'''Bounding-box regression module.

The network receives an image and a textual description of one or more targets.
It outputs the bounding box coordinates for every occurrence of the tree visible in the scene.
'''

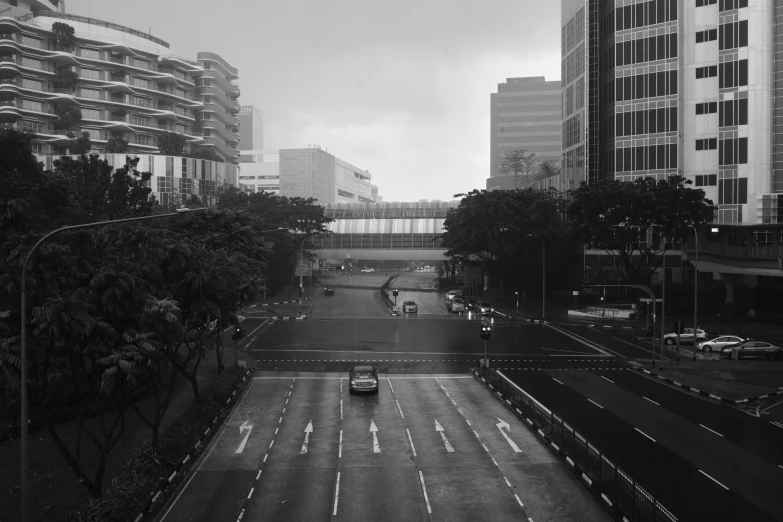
[499,149,539,188]
[157,131,187,156]
[55,103,82,132]
[69,131,92,155]
[567,175,715,286]
[53,68,79,91]
[51,22,76,49]
[190,145,222,162]
[105,137,128,153]
[537,159,561,181]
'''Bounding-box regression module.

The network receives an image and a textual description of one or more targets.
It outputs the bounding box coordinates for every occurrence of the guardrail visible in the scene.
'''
[476,365,677,522]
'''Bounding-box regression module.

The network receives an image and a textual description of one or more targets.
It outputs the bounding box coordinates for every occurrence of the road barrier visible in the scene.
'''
[474,366,677,522]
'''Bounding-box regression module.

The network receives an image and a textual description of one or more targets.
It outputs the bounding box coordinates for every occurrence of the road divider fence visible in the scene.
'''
[474,365,677,522]
[378,275,399,314]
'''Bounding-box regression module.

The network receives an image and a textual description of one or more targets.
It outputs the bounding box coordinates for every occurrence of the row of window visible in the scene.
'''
[693,59,748,87]
[615,70,678,102]
[719,21,748,51]
[695,102,717,114]
[719,177,748,204]
[614,107,678,137]
[719,137,748,165]
[719,98,749,127]
[719,0,748,10]
[613,33,677,67]
[695,65,717,79]
[695,138,717,150]
[695,29,717,43]
[694,174,717,186]
[614,144,678,173]
[615,0,678,32]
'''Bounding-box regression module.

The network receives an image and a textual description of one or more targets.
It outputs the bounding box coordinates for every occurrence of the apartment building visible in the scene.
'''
[0,2,240,163]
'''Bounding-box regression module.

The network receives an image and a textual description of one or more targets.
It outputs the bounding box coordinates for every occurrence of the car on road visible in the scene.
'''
[324,286,335,296]
[348,365,379,393]
[720,340,783,361]
[697,335,745,352]
[466,299,478,310]
[447,298,466,313]
[360,267,375,273]
[476,302,494,315]
[403,300,418,313]
[663,328,709,345]
[446,289,464,301]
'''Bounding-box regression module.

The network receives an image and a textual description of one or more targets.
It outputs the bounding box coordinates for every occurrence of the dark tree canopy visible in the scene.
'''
[157,132,187,156]
[105,137,128,153]
[567,175,715,285]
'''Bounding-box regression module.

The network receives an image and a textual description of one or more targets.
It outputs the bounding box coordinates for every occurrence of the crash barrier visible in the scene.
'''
[378,274,399,311]
[475,366,677,522]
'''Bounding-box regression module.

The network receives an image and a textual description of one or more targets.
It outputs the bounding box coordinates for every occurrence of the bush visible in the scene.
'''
[75,367,250,521]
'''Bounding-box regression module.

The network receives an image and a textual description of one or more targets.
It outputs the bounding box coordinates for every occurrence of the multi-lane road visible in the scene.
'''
[160,274,783,521]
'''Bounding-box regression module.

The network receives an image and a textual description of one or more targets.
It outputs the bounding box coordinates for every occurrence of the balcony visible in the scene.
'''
[108,114,127,122]
[0,78,16,85]
[48,45,73,53]
[110,55,125,65]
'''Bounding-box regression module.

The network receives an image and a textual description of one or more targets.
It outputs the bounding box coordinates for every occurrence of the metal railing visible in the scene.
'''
[26,11,170,48]
[476,366,677,522]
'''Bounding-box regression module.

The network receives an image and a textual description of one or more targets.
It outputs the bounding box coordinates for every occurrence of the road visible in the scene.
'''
[161,285,783,522]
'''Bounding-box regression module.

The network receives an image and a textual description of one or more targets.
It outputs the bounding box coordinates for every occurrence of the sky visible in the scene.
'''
[66,0,561,202]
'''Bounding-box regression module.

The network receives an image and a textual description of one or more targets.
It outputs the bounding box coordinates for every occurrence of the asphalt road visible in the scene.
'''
[159,374,610,522]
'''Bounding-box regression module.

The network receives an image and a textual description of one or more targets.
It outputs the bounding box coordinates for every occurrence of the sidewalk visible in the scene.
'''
[0,325,257,520]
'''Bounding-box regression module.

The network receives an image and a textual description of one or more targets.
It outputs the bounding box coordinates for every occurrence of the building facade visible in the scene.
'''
[487,76,562,191]
[238,149,280,194]
[238,104,262,163]
[553,0,783,300]
[0,2,240,163]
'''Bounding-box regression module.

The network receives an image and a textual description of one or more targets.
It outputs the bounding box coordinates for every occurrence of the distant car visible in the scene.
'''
[447,298,466,313]
[403,300,418,313]
[361,268,375,273]
[697,335,745,352]
[446,289,464,301]
[324,286,335,296]
[663,328,709,345]
[424,265,430,269]
[466,299,478,310]
[348,365,379,393]
[720,340,783,361]
[476,302,494,315]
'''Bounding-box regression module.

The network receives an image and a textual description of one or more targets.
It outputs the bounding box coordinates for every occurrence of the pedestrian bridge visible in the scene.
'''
[313,201,458,262]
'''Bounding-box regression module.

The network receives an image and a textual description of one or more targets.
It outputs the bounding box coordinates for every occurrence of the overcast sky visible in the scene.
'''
[67,0,561,202]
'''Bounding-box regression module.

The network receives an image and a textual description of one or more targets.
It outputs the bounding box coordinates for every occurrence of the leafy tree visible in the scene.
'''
[190,145,222,162]
[157,131,187,156]
[51,22,76,49]
[499,149,538,188]
[567,175,715,286]
[105,137,128,153]
[537,159,561,180]
[55,103,82,132]
[53,68,79,91]
[69,131,92,155]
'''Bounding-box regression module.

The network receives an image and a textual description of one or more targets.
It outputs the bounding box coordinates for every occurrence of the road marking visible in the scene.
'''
[600,376,614,384]
[435,419,455,452]
[235,420,253,454]
[407,428,417,456]
[514,494,525,508]
[613,336,656,356]
[699,469,729,490]
[338,430,343,458]
[332,472,341,515]
[588,399,604,409]
[643,396,660,406]
[370,419,381,453]
[247,487,254,499]
[634,427,656,443]
[268,440,274,449]
[256,470,261,480]
[504,476,512,488]
[552,377,564,385]
[300,420,314,454]
[771,421,783,430]
[395,399,405,419]
[419,471,432,514]
[544,323,615,356]
[387,377,395,393]
[700,424,724,437]
[761,399,783,413]
[496,418,522,453]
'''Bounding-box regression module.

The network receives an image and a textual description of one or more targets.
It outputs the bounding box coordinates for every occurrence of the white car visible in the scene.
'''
[447,298,466,313]
[446,289,464,301]
[697,335,745,353]
[402,300,418,313]
[663,328,709,345]
[360,268,375,273]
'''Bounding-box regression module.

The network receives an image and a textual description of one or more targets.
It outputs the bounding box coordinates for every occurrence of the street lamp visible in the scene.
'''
[19,208,205,522]
[527,234,545,320]
[688,225,699,362]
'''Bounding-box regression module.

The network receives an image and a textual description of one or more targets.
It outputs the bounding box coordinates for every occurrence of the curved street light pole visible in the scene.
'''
[527,234,545,320]
[19,208,204,522]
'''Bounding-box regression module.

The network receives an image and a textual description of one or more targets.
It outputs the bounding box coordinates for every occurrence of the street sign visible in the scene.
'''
[572,291,579,296]
[294,269,311,276]
[639,298,663,303]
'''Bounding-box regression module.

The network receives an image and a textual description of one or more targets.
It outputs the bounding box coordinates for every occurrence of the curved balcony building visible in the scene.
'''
[0,3,240,164]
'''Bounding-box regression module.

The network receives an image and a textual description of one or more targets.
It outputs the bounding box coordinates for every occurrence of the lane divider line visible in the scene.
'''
[407,428,417,457]
[634,427,656,443]
[643,396,660,406]
[418,471,432,514]
[700,424,724,438]
[395,399,405,419]
[699,469,729,490]
[332,472,341,515]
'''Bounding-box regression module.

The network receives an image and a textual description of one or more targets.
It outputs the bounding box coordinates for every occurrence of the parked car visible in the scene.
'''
[466,299,478,310]
[360,267,375,273]
[476,302,494,315]
[697,335,745,352]
[663,328,709,345]
[447,298,466,313]
[446,289,464,301]
[324,286,335,296]
[348,365,379,393]
[720,340,783,361]
[403,300,418,313]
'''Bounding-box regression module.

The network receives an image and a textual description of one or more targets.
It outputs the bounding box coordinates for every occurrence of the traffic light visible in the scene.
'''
[480,322,491,340]
[393,289,399,297]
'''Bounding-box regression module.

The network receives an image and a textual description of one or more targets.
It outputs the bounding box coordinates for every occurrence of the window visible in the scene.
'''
[81,88,101,100]
[133,96,151,108]
[20,57,43,70]
[719,0,748,11]
[616,33,677,66]
[695,174,717,186]
[719,138,748,165]
[80,68,100,80]
[18,120,42,133]
[81,108,101,119]
[80,48,100,59]
[615,143,677,172]
[132,77,149,89]
[719,98,748,126]
[695,65,718,79]
[695,138,717,150]
[20,35,41,48]
[719,20,748,50]
[695,102,717,115]
[695,29,717,43]
[719,59,748,88]
[616,70,677,101]
[20,78,42,90]
[718,178,748,204]
[21,99,42,112]
[616,0,678,30]
[696,0,717,6]
[131,115,151,127]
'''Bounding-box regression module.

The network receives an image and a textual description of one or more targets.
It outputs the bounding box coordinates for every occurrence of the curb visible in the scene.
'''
[249,295,314,307]
[470,368,636,522]
[131,369,253,521]
[632,366,783,405]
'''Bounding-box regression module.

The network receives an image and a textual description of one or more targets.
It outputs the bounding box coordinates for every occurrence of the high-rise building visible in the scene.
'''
[0,2,240,163]
[487,76,561,190]
[238,104,263,163]
[555,0,783,300]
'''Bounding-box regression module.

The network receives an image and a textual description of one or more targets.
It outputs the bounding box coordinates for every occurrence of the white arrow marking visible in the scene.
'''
[370,419,381,453]
[435,419,454,452]
[496,418,522,453]
[235,420,253,454]
[300,420,314,454]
